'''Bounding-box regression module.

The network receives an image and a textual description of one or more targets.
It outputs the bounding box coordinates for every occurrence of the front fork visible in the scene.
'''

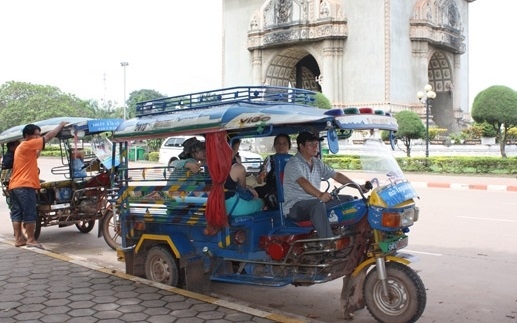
[375,256,389,297]
[373,229,390,297]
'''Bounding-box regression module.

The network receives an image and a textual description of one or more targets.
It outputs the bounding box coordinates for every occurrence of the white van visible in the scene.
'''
[159,136,263,173]
[158,136,204,166]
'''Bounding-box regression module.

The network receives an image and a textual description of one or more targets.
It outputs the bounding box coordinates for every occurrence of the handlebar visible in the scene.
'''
[329,181,372,200]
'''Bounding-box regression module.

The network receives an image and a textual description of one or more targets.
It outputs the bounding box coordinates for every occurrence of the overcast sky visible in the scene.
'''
[0,0,514,109]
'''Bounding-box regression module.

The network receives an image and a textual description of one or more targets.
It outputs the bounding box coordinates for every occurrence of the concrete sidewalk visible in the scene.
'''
[0,240,308,323]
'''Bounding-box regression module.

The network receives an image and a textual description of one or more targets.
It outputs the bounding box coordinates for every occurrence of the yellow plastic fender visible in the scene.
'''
[351,255,411,277]
[135,234,181,258]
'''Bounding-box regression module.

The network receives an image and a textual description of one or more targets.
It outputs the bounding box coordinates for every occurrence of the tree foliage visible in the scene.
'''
[0,81,95,131]
[471,85,517,157]
[394,110,425,157]
[127,89,166,119]
[314,92,332,109]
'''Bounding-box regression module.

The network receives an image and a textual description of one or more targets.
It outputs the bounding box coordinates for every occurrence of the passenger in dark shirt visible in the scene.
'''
[2,141,19,170]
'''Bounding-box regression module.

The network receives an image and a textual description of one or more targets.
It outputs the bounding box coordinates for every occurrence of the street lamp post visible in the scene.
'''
[120,62,129,119]
[417,84,436,158]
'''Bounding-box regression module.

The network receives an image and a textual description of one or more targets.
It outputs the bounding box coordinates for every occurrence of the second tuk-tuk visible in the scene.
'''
[0,117,122,249]
[111,86,426,322]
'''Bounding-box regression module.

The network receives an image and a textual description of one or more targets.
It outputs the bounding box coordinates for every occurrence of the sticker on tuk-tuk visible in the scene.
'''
[377,181,418,207]
[87,119,123,132]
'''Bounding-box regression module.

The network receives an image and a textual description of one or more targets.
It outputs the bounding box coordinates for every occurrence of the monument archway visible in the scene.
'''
[264,49,321,92]
[226,0,472,132]
[428,51,455,131]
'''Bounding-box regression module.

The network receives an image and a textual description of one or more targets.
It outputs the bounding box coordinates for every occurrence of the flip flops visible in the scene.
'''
[15,242,26,247]
[26,243,45,250]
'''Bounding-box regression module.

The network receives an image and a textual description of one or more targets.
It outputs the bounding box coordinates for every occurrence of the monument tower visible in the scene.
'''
[222,0,475,133]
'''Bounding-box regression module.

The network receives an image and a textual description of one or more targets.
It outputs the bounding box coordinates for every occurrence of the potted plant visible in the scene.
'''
[480,122,498,145]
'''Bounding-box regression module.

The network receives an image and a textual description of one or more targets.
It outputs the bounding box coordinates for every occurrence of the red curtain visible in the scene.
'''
[204,131,232,234]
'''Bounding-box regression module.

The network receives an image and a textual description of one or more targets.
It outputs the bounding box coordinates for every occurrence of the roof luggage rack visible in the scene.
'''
[135,86,317,117]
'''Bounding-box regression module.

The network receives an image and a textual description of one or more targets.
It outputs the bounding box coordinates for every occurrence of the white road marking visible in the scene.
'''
[457,216,515,222]
[404,249,443,256]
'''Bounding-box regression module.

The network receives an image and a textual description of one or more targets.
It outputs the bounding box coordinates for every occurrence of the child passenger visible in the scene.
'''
[71,149,87,178]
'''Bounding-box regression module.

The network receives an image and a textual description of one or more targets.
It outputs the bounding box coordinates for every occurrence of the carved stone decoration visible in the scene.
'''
[320,1,330,17]
[276,0,293,24]
[410,0,466,54]
[248,0,347,50]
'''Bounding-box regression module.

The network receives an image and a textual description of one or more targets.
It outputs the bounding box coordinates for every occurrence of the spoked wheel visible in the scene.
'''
[34,218,42,239]
[364,262,426,323]
[75,220,95,233]
[144,246,180,286]
[101,209,121,250]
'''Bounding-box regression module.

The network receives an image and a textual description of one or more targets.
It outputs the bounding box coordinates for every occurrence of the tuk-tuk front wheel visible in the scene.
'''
[75,220,95,233]
[145,246,179,287]
[363,262,426,323]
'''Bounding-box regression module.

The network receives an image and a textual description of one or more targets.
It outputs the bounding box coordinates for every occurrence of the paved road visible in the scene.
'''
[1,157,516,322]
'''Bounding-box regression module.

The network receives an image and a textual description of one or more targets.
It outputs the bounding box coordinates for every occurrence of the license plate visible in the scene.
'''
[379,236,408,253]
[394,236,408,249]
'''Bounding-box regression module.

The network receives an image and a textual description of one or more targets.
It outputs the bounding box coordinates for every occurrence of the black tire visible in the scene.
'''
[363,262,426,323]
[75,220,95,233]
[34,218,42,240]
[144,246,180,286]
[101,209,121,250]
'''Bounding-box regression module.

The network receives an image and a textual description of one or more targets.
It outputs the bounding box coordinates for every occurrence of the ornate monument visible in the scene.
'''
[222,0,475,132]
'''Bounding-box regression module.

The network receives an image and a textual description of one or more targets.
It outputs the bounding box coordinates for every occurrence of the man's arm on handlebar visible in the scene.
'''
[333,172,370,193]
[293,177,333,203]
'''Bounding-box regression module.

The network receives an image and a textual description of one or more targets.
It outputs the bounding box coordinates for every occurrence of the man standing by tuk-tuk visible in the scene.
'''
[9,121,67,249]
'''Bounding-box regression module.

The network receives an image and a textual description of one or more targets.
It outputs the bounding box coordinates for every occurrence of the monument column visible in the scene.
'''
[322,39,345,107]
[251,49,263,85]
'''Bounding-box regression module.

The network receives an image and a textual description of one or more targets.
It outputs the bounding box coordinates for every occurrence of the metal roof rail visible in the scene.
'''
[135,86,317,117]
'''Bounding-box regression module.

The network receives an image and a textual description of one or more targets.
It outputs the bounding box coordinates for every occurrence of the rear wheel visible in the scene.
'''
[75,220,95,233]
[34,218,42,239]
[145,246,180,286]
[364,262,426,323]
[101,209,121,250]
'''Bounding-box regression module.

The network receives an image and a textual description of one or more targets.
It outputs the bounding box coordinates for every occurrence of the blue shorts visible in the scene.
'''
[225,194,264,216]
[9,188,38,223]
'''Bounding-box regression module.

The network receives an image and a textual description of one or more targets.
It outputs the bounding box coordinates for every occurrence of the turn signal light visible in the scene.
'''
[382,212,401,227]
[335,237,351,250]
[234,229,246,245]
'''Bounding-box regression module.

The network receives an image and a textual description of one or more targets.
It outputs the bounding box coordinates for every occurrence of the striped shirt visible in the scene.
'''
[282,152,335,215]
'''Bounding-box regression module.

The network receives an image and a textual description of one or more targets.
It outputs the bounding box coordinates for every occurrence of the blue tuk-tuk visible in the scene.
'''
[111,86,426,322]
[0,117,122,249]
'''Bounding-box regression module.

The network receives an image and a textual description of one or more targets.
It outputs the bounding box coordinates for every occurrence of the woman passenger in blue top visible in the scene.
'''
[225,139,264,216]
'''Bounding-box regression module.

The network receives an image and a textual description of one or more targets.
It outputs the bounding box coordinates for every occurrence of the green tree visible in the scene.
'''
[87,99,124,119]
[314,92,332,109]
[126,89,166,119]
[0,81,95,131]
[394,110,425,157]
[471,85,517,158]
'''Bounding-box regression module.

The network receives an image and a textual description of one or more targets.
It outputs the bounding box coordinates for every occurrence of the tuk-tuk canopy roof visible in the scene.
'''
[112,86,398,142]
[0,117,123,144]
